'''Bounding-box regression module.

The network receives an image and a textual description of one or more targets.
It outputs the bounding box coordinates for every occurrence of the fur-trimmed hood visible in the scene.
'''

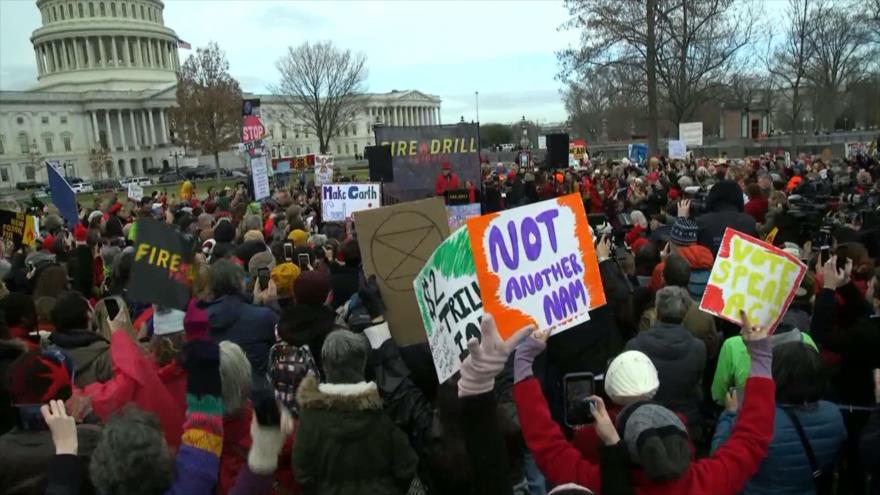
[296,375,382,412]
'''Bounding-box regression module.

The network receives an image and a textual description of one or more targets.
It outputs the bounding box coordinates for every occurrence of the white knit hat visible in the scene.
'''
[605,351,659,405]
[153,306,185,336]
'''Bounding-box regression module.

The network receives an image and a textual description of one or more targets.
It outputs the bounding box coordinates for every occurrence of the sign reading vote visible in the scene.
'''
[465,194,606,340]
[127,219,195,310]
[321,183,381,221]
[699,228,806,331]
[413,227,482,382]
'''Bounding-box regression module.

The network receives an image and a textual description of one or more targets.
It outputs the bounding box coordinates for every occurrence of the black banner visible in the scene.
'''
[374,123,480,202]
[127,219,195,310]
[0,210,36,248]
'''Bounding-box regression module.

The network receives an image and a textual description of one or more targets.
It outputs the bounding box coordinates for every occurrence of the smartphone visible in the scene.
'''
[16,404,47,431]
[257,267,270,291]
[820,247,831,262]
[252,390,281,426]
[283,242,294,261]
[105,298,121,321]
[563,372,595,427]
[298,253,311,270]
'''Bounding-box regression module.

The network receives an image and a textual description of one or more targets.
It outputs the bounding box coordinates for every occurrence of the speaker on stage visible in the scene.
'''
[366,145,393,182]
[545,133,569,169]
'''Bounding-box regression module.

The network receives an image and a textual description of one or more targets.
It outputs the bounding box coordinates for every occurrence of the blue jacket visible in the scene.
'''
[206,295,278,379]
[712,401,846,495]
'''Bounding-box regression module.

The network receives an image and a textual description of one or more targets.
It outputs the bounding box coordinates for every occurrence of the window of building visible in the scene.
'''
[304,130,309,138]
[306,146,311,154]
[296,147,301,155]
[121,3,127,17]
[282,126,287,139]
[25,166,36,181]
[16,117,24,125]
[295,128,299,139]
[59,6,65,19]
[41,116,49,124]
[336,145,341,154]
[344,127,348,137]
[345,143,350,154]
[0,167,9,183]
[89,3,94,16]
[60,115,68,124]
[100,3,105,16]
[68,4,74,17]
[63,136,72,151]
[140,4,144,18]
[0,137,4,155]
[78,3,83,17]
[352,125,357,136]
[110,2,116,16]
[18,133,29,154]
[44,136,54,153]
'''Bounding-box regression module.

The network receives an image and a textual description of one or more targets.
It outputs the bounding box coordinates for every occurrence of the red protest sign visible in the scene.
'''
[242,115,265,143]
[699,228,806,332]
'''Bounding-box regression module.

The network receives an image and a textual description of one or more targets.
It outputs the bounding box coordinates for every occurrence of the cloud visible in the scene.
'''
[0,65,38,91]
[256,5,328,29]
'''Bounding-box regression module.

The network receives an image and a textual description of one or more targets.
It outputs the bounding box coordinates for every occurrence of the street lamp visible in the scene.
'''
[519,116,529,150]
[169,148,185,176]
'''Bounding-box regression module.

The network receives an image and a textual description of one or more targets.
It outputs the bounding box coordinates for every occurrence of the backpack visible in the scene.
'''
[268,341,319,417]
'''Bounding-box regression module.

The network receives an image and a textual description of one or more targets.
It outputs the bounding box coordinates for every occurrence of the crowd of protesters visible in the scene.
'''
[0,142,878,495]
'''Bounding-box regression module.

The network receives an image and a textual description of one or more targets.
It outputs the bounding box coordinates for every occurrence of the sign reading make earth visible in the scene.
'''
[321,183,381,221]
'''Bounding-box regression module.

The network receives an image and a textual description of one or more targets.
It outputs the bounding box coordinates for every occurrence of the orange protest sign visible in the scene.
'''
[466,193,605,340]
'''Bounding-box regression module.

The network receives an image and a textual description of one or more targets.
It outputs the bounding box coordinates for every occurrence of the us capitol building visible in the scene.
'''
[0,0,441,189]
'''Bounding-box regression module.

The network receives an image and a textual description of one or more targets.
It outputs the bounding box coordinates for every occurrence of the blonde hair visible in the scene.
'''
[93,296,134,341]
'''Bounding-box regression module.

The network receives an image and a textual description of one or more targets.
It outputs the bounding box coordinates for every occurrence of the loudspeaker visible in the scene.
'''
[366,145,393,182]
[545,133,569,169]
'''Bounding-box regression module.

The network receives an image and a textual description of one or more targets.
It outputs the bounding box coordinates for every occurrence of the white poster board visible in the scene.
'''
[250,155,271,201]
[538,135,547,150]
[127,183,144,201]
[668,140,687,160]
[314,155,334,186]
[679,122,704,147]
[321,183,381,221]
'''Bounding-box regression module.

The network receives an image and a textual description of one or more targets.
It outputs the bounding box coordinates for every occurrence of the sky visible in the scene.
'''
[0,0,583,124]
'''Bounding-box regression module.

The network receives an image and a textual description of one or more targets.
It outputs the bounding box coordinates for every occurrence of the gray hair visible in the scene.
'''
[677,176,694,189]
[89,407,173,495]
[322,330,368,384]
[242,214,263,234]
[655,286,691,324]
[220,341,252,414]
[210,259,245,297]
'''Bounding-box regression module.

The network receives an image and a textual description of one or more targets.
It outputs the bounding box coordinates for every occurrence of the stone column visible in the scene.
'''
[159,108,168,144]
[122,37,131,66]
[117,110,127,150]
[110,36,119,67]
[34,49,44,76]
[134,38,142,66]
[98,36,106,67]
[104,110,116,150]
[129,110,140,149]
[147,109,157,146]
[90,111,100,147]
[150,40,157,67]
[55,41,64,70]
[86,37,95,68]
[140,110,149,147]
[72,38,82,69]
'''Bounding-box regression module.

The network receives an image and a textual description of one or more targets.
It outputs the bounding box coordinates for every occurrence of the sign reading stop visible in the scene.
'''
[242,115,265,143]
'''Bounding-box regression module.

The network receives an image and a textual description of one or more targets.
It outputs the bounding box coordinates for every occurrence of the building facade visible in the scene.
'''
[0,0,441,190]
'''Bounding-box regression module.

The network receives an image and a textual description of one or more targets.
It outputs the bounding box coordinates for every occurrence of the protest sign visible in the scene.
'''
[374,123,480,202]
[668,140,687,160]
[46,161,78,228]
[445,189,470,206]
[0,210,37,248]
[128,183,144,201]
[321,183,381,221]
[679,122,703,146]
[466,193,606,340]
[628,143,648,164]
[414,227,482,383]
[314,155,334,186]
[127,219,195,310]
[446,203,481,232]
[356,197,450,345]
[699,228,806,331]
[251,155,271,201]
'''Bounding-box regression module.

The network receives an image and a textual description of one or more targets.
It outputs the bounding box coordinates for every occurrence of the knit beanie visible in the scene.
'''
[184,299,210,341]
[617,402,690,481]
[272,262,301,297]
[244,230,264,243]
[213,219,235,243]
[7,349,74,403]
[669,217,698,246]
[248,250,276,278]
[73,223,88,243]
[294,270,331,306]
[288,229,309,247]
[605,351,659,405]
[153,306,186,336]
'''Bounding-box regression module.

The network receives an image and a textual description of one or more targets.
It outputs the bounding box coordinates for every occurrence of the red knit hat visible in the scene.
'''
[41,234,56,253]
[184,299,210,341]
[7,350,74,404]
[441,162,452,170]
[73,223,88,243]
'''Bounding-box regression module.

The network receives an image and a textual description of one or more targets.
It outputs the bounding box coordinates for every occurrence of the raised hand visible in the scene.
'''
[41,400,78,455]
[458,314,533,397]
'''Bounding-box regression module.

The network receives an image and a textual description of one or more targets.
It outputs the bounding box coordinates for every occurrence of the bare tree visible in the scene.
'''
[272,42,367,154]
[655,0,759,126]
[806,2,876,129]
[563,65,645,141]
[88,146,111,180]
[170,42,241,180]
[767,0,817,139]
[559,0,666,154]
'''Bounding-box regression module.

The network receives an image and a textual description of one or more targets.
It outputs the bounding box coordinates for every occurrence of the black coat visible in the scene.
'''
[277,303,346,373]
[696,207,758,255]
[206,295,277,379]
[329,264,360,309]
[0,339,27,435]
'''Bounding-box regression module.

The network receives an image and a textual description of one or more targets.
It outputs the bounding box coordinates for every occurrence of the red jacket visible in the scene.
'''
[217,406,253,495]
[82,330,185,450]
[744,198,768,223]
[157,361,187,408]
[435,172,460,196]
[513,376,775,494]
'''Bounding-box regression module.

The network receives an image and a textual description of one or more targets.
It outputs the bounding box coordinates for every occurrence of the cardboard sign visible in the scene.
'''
[127,219,195,310]
[355,197,450,345]
[251,155,271,201]
[413,227,482,382]
[466,194,606,340]
[668,140,686,160]
[699,228,806,331]
[0,210,37,248]
[128,183,144,201]
[321,183,381,221]
[446,203,481,232]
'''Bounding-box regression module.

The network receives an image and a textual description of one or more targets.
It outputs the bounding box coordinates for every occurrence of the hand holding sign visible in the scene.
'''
[457,314,533,398]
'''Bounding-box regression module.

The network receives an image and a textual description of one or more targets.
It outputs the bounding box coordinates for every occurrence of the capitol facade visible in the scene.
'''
[0,0,441,189]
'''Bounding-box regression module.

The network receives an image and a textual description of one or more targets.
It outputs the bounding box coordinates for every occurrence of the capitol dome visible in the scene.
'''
[30,0,179,91]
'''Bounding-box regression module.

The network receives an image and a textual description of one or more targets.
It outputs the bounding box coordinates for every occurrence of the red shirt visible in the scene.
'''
[745,197,769,223]
[435,172,460,196]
